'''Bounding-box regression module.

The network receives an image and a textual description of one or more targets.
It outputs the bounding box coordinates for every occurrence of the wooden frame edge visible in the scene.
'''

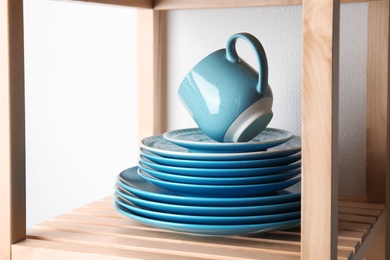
[153,0,385,11]
[0,0,26,259]
[301,0,340,258]
[69,0,153,8]
[137,9,167,145]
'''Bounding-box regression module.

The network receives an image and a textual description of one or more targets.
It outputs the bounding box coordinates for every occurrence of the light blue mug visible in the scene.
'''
[178,32,273,142]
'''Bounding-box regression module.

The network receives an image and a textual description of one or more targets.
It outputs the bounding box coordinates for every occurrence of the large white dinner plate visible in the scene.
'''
[117,167,301,207]
[115,185,301,216]
[163,128,293,152]
[115,202,300,236]
[139,157,301,177]
[138,163,301,185]
[141,149,301,169]
[137,168,301,197]
[115,195,301,225]
[141,135,301,161]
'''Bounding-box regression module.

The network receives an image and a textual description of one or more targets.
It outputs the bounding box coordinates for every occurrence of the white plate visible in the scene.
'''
[141,135,301,161]
[163,128,292,152]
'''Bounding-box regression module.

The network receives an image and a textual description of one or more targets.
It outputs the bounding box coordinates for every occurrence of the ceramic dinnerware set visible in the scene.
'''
[114,32,302,235]
[114,128,302,236]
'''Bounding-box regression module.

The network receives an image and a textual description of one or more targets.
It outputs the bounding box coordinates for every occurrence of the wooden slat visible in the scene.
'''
[13,239,204,260]
[338,214,377,225]
[338,230,366,243]
[338,200,385,210]
[137,9,167,144]
[0,0,26,259]
[301,0,340,259]
[338,207,382,217]
[153,0,385,10]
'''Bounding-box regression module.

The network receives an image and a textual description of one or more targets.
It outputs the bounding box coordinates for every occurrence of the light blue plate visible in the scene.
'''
[141,135,301,161]
[138,162,301,185]
[115,195,301,225]
[141,149,301,169]
[117,167,301,206]
[115,185,301,216]
[115,202,301,236]
[139,157,301,177]
[163,128,293,153]
[137,169,301,198]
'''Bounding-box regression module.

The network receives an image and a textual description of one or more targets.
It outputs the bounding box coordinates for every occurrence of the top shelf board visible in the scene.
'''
[71,0,385,10]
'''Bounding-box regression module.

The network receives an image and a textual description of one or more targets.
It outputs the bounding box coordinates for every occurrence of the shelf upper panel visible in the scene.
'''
[69,0,153,8]
[69,0,383,9]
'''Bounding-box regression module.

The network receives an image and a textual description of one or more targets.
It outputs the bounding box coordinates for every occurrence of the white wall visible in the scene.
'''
[24,0,139,227]
[166,4,368,196]
[24,2,368,227]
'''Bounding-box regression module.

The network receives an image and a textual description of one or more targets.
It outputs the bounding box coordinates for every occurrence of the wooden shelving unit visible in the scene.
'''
[1,0,389,259]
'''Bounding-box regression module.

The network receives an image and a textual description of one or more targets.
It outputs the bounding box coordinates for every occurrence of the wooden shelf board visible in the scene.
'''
[12,197,386,260]
[67,0,386,10]
[153,0,383,10]
[69,0,153,8]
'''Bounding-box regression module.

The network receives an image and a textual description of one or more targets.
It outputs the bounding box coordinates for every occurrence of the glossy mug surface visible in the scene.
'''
[178,32,273,142]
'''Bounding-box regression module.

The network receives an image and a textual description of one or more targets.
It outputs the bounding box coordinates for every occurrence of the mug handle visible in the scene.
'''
[225,33,268,95]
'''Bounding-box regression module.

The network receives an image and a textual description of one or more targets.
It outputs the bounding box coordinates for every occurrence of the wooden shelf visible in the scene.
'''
[12,197,386,260]
[2,0,389,259]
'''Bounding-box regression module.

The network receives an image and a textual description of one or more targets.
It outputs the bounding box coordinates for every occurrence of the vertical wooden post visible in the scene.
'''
[366,1,390,259]
[301,0,340,259]
[137,9,167,144]
[0,0,26,259]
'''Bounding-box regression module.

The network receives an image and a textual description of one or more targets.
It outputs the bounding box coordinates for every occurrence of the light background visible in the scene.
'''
[24,2,367,227]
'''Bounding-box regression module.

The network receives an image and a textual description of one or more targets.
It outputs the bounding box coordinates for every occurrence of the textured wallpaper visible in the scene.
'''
[166,3,367,196]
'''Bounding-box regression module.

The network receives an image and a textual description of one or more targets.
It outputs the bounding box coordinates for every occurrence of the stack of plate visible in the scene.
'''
[114,127,302,236]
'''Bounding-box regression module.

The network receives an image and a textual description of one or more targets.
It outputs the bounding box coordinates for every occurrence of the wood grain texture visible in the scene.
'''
[365,1,390,259]
[366,0,389,204]
[69,0,153,8]
[301,0,340,259]
[137,9,167,144]
[0,0,26,259]
[153,0,383,10]
[11,197,385,260]
[54,0,387,9]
